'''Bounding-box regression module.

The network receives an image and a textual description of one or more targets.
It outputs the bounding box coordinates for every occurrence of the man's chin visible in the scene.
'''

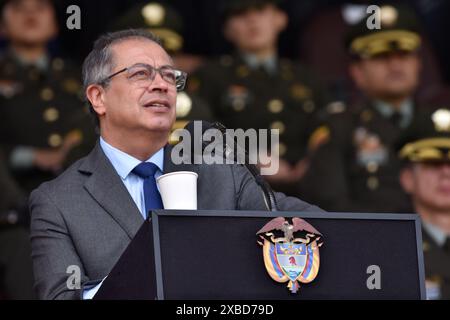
[143,120,174,134]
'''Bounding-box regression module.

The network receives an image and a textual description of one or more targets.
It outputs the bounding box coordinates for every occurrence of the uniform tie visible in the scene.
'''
[390,111,402,127]
[132,162,163,218]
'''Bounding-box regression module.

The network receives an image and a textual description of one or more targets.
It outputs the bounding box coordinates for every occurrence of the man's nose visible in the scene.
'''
[148,71,169,92]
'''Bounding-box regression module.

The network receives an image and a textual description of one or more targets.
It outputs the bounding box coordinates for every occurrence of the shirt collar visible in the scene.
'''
[423,221,448,247]
[241,53,277,74]
[10,48,49,71]
[373,98,414,128]
[99,137,164,180]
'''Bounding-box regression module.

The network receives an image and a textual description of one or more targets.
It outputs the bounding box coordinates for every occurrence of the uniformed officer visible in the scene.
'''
[0,151,34,299]
[398,107,450,299]
[111,1,212,144]
[189,0,327,196]
[305,3,424,212]
[0,0,96,194]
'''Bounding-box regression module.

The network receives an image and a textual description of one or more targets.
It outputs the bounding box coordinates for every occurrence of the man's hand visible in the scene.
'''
[32,130,83,173]
[264,158,310,184]
[33,148,66,173]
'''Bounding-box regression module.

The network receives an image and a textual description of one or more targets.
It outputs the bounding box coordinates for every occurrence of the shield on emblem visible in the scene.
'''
[275,243,307,281]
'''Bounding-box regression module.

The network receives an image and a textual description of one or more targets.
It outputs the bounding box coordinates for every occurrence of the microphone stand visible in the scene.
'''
[212,122,278,212]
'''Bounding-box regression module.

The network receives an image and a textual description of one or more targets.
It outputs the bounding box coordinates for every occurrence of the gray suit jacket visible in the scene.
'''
[29,142,321,299]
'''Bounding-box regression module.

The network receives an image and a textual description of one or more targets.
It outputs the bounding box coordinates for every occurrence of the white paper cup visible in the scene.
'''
[156,171,198,210]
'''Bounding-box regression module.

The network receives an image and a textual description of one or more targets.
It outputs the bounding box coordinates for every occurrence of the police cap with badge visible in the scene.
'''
[345,3,422,59]
[398,108,450,164]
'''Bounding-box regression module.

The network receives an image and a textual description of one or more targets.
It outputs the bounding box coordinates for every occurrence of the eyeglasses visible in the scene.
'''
[99,63,187,92]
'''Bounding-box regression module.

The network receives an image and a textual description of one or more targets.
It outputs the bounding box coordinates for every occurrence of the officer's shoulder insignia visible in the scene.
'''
[308,125,330,152]
[257,217,323,294]
[290,83,312,100]
[432,108,450,132]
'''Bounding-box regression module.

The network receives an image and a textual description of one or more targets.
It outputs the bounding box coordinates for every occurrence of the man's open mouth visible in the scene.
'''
[143,100,170,109]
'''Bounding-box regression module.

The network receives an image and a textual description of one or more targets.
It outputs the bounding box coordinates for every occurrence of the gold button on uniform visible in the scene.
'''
[271,121,286,135]
[48,133,62,148]
[268,99,284,114]
[43,107,59,122]
[41,87,54,101]
[367,176,379,190]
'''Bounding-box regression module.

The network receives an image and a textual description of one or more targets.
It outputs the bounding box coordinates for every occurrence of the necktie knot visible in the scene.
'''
[132,162,159,179]
[131,162,163,217]
[391,111,402,127]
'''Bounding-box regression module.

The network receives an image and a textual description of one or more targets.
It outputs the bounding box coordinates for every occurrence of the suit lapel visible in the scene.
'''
[80,143,144,239]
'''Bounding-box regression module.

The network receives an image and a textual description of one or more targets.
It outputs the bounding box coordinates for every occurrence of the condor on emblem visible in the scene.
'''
[257,217,323,293]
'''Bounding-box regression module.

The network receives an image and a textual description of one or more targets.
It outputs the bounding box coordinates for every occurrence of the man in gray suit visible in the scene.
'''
[29,29,321,300]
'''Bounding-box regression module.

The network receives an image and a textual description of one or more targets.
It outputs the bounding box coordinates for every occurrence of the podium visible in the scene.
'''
[94,210,426,300]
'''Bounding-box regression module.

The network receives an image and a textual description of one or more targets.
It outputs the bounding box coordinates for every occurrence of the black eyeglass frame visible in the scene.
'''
[99,63,187,92]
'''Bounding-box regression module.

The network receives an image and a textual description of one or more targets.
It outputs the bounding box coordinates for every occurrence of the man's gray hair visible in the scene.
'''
[82,29,163,127]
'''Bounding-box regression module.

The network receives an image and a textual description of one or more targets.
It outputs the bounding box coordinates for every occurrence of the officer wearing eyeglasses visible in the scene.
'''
[29,29,320,299]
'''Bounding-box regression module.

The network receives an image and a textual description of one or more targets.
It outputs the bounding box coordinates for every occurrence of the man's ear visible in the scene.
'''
[274,8,288,32]
[400,167,415,194]
[0,19,8,38]
[349,62,366,90]
[222,20,234,43]
[86,84,107,117]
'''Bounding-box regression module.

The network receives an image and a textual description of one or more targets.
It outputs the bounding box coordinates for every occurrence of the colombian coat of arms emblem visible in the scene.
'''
[257,217,324,293]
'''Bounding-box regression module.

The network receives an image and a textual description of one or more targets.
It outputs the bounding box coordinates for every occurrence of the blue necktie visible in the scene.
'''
[132,162,163,218]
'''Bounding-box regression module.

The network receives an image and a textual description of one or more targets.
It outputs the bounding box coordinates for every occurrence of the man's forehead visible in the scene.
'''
[111,38,173,67]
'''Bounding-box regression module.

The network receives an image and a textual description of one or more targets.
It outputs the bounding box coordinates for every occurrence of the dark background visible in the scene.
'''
[48,0,450,83]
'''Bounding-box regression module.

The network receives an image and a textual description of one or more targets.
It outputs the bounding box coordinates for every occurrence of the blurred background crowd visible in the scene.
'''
[1,0,450,300]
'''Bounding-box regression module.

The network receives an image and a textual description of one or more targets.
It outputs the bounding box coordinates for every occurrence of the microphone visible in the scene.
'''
[182,120,278,211]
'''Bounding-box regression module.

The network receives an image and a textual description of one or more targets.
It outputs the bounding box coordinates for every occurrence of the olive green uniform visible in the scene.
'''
[0,51,96,193]
[190,54,327,195]
[305,101,416,212]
